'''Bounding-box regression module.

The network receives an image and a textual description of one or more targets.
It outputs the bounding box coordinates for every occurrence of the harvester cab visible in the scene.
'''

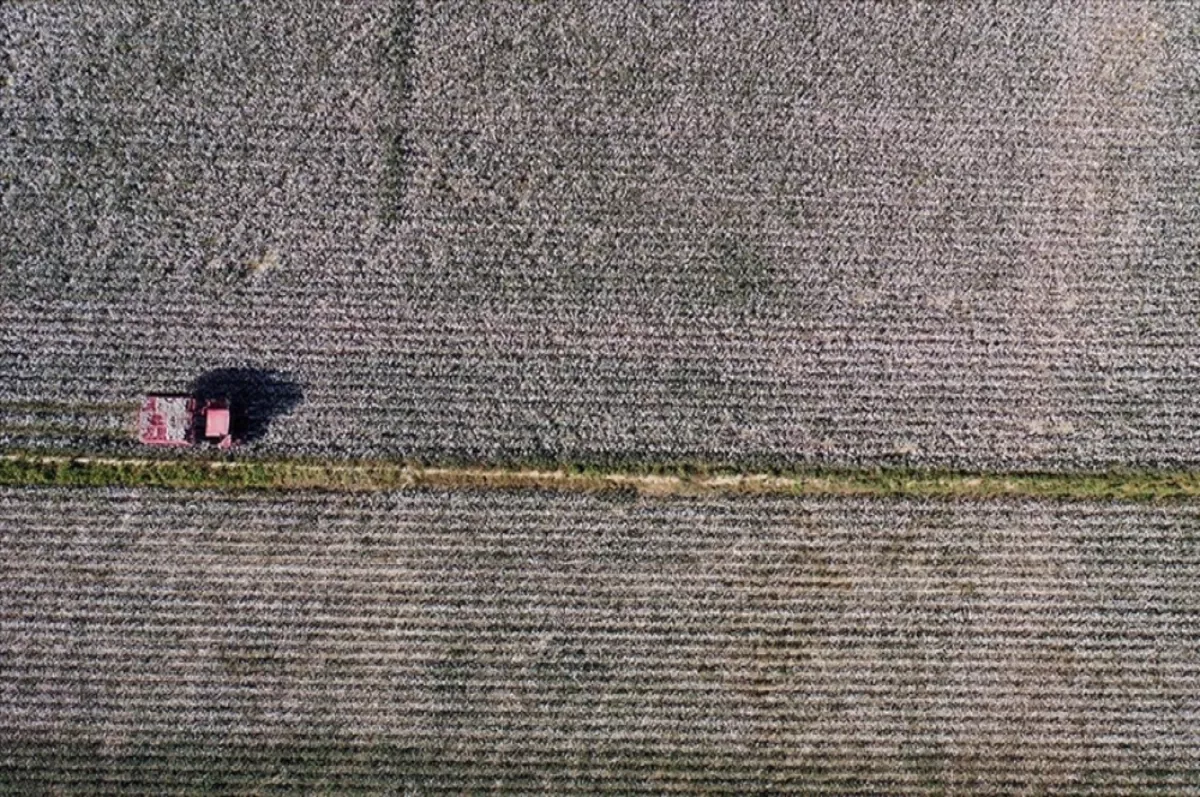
[137,394,234,449]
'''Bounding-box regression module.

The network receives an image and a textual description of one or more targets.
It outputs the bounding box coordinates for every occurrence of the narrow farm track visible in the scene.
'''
[6,451,1200,503]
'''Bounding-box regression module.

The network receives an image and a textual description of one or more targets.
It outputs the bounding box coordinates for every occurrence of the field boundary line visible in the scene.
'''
[3,452,1200,502]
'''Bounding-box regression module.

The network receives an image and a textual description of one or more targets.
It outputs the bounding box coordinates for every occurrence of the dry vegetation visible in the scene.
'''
[2,486,1199,792]
[2,1,1198,470]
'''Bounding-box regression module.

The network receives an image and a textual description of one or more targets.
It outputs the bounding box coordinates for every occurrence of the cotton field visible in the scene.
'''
[3,3,1200,791]
[2,486,1199,791]
[2,1,1198,469]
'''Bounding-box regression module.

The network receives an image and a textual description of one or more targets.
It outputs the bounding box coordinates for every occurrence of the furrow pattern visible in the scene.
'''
[2,2,1199,468]
[2,487,1200,791]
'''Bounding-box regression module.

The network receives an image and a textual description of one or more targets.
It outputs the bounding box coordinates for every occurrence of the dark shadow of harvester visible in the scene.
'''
[190,368,303,444]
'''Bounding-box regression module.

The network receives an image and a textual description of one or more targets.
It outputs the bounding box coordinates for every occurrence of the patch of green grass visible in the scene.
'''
[2,451,1200,502]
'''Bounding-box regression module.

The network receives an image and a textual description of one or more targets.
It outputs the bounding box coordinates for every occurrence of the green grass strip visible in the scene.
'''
[3,452,1200,502]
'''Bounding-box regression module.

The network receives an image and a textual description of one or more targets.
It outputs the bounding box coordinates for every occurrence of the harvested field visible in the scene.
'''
[2,486,1200,792]
[2,1,1199,469]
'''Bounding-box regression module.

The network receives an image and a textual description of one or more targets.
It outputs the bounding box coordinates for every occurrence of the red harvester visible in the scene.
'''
[137,395,234,449]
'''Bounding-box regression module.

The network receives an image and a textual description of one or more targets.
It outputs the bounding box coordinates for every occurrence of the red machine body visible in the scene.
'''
[137,395,234,449]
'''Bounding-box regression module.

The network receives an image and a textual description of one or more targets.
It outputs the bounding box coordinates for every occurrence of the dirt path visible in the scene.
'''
[4,451,1199,502]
